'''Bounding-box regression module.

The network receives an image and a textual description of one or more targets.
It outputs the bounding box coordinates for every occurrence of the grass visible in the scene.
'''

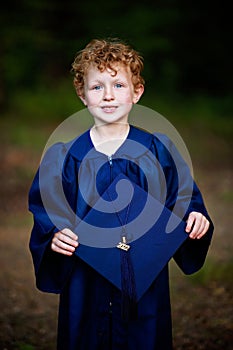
[14,343,35,350]
[187,258,233,288]
[9,80,83,123]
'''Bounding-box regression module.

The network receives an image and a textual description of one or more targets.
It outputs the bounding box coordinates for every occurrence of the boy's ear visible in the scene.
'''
[76,88,87,106]
[79,94,87,106]
[133,84,144,104]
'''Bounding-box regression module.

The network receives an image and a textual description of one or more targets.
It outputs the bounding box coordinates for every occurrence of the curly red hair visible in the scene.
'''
[71,38,145,96]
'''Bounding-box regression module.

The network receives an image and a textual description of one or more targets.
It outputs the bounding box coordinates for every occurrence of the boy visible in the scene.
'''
[29,38,213,349]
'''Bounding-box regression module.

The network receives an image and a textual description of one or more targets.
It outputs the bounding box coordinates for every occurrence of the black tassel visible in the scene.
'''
[120,246,138,321]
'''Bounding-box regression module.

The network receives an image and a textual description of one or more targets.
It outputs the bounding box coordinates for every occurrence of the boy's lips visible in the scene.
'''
[101,105,118,113]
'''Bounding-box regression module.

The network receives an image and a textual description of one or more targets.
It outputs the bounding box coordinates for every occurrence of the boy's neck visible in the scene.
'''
[90,122,130,156]
[92,122,129,139]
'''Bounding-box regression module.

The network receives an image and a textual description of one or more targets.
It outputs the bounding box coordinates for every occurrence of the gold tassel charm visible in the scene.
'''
[117,236,130,251]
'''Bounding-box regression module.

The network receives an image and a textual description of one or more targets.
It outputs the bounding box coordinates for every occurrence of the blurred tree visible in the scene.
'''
[0,0,232,112]
[171,0,233,96]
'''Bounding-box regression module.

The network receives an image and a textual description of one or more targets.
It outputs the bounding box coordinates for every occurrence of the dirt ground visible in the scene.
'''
[0,132,232,350]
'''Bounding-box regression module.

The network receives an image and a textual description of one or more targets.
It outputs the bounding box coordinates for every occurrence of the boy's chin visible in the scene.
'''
[89,106,132,124]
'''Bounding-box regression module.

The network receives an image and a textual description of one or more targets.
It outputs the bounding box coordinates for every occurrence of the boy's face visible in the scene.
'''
[79,64,144,126]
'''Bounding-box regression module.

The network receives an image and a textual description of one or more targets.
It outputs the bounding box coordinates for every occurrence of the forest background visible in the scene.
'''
[0,1,232,349]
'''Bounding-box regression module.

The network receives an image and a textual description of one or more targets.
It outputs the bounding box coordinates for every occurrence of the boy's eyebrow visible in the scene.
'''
[87,79,104,87]
[89,77,129,84]
[88,80,102,84]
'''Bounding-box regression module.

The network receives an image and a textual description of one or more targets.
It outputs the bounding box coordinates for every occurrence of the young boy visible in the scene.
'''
[29,38,213,349]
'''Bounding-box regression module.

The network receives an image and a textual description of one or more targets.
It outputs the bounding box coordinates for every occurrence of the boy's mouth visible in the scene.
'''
[101,106,118,113]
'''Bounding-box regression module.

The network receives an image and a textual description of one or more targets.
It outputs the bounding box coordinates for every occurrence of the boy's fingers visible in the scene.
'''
[61,228,78,241]
[55,238,76,251]
[185,213,195,233]
[186,212,210,239]
[51,229,79,255]
[196,220,210,239]
[51,241,74,256]
[54,231,79,247]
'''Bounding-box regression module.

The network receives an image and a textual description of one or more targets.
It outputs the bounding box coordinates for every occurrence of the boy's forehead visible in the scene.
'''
[87,63,131,77]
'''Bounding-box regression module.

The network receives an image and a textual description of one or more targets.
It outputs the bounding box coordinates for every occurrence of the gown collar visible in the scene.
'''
[68,125,154,161]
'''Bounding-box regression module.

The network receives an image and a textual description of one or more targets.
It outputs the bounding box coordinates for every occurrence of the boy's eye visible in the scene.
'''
[93,85,102,90]
[115,83,123,88]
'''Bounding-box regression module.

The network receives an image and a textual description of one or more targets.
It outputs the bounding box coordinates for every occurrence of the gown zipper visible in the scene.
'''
[108,155,113,182]
[108,155,113,166]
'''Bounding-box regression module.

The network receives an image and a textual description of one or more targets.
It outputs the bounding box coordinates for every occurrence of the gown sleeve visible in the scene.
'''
[28,142,77,293]
[152,133,214,275]
[173,187,214,275]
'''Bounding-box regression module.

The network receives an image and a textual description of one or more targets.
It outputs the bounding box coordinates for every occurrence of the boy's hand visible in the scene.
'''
[51,228,79,256]
[185,211,210,239]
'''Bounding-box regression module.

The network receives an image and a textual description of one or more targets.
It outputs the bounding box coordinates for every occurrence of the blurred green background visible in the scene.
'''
[1,1,232,162]
[1,0,232,201]
[1,1,232,116]
[0,1,232,349]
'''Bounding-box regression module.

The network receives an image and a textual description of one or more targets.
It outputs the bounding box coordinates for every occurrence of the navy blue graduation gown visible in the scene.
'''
[29,125,213,349]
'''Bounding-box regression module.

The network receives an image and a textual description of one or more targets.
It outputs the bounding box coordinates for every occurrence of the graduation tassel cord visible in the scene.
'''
[107,189,138,321]
[118,236,138,321]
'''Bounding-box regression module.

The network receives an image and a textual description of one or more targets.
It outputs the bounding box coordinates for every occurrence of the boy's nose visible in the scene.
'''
[103,87,114,101]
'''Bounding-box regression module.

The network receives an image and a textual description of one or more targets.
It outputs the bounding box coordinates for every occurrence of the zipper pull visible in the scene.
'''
[108,155,113,166]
